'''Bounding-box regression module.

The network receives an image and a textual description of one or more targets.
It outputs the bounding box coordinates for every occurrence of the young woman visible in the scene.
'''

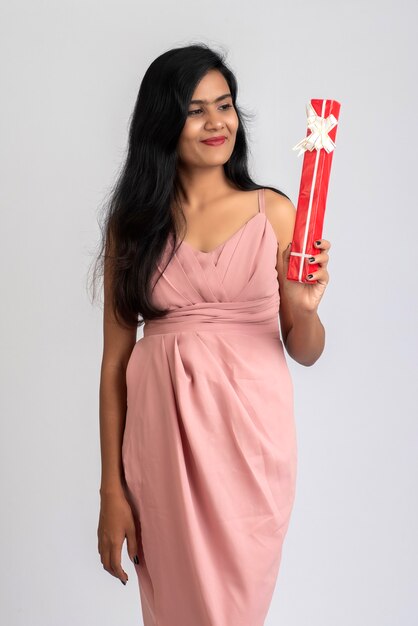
[93,43,330,626]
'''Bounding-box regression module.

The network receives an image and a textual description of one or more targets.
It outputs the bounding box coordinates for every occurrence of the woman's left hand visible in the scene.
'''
[281,239,331,314]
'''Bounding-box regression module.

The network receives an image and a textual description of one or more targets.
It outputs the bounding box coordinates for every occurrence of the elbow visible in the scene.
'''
[297,356,320,367]
[284,343,324,367]
[298,346,325,366]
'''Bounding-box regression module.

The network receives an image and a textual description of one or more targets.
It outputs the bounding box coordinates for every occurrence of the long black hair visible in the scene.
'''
[88,43,290,329]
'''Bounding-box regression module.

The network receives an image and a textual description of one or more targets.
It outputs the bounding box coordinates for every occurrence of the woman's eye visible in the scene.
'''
[188,103,233,116]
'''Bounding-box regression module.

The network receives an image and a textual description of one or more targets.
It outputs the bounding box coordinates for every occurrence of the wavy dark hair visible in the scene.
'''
[88,42,290,329]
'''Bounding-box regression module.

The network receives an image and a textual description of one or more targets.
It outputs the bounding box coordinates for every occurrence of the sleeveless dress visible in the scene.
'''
[122,187,298,626]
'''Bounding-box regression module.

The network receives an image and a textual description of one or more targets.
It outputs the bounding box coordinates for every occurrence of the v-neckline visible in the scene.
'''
[180,212,264,256]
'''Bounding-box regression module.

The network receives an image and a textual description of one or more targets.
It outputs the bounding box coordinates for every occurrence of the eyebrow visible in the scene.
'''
[189,93,232,105]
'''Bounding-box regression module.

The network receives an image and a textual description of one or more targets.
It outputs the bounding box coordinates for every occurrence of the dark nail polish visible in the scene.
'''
[307,274,313,279]
[308,256,315,263]
[121,579,126,585]
[134,555,139,564]
[315,240,321,246]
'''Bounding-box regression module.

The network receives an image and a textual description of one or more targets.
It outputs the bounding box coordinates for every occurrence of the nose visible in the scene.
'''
[205,119,224,130]
[205,109,225,129]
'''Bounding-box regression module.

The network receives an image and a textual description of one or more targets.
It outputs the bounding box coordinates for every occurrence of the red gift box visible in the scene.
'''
[287,98,341,283]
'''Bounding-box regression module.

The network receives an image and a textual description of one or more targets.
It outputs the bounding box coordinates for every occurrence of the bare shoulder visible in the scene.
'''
[263,188,296,250]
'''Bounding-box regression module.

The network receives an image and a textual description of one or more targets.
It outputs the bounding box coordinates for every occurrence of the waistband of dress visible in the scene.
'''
[143,318,280,337]
[143,316,280,337]
[143,295,281,337]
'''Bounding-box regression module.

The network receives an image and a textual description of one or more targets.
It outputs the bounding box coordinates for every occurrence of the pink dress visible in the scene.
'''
[122,187,298,626]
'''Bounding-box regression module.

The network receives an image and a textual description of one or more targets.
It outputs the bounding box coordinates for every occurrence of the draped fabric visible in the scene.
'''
[122,188,298,626]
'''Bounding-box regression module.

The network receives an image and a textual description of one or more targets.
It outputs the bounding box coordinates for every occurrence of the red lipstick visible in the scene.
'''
[201,136,226,146]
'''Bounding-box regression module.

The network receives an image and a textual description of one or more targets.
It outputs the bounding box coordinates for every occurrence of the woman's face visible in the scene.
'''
[176,69,239,168]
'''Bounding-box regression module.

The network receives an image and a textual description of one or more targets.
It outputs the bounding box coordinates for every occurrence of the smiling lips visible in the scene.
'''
[201,136,226,146]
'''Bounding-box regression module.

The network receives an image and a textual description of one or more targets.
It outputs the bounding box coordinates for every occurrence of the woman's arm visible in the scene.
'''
[99,361,134,496]
[99,236,137,497]
[265,189,326,366]
[283,308,325,366]
[97,235,139,586]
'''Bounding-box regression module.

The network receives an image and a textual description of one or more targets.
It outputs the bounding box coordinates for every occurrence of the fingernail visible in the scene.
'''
[308,256,315,263]
[121,579,126,585]
[307,274,313,279]
[315,240,321,246]
[134,555,139,564]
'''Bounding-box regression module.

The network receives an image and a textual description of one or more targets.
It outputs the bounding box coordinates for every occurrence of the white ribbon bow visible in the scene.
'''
[293,102,338,157]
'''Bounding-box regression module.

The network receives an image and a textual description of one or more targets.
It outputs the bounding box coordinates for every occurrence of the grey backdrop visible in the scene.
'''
[1,0,417,624]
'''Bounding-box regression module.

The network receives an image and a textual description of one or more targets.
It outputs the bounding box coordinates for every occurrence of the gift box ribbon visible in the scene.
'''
[293,101,338,157]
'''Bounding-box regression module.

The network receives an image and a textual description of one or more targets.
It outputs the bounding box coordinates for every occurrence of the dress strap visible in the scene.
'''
[258,187,266,214]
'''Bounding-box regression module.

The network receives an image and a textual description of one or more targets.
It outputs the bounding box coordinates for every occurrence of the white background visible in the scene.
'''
[1,0,417,624]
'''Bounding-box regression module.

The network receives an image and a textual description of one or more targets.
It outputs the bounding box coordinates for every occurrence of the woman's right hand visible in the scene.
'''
[97,491,140,585]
